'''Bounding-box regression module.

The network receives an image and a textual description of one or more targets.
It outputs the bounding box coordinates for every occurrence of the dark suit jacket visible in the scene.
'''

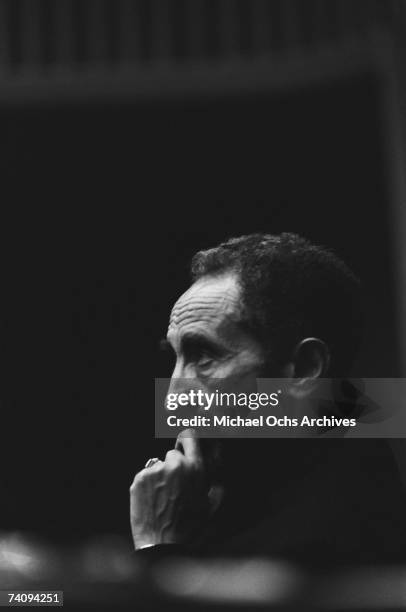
[209,439,406,564]
[139,439,406,566]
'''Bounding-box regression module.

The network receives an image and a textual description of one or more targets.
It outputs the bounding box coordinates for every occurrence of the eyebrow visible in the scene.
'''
[183,333,221,352]
[161,332,224,354]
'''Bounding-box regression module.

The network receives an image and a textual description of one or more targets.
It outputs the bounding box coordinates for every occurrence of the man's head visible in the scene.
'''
[166,232,363,387]
[163,233,364,518]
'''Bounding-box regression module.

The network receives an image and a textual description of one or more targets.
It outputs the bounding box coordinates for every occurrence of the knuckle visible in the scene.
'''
[165,449,183,465]
[131,469,148,487]
[165,449,178,461]
[166,458,185,475]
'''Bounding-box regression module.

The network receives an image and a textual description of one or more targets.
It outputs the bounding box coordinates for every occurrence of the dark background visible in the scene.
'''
[0,69,400,539]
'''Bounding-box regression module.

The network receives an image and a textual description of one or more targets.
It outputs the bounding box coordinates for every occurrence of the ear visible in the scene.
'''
[283,337,330,398]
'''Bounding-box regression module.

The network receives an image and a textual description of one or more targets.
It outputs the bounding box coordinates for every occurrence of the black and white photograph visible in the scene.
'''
[0,1,406,610]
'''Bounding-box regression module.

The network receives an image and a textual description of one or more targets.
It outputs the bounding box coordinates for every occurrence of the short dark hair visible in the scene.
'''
[191,233,363,376]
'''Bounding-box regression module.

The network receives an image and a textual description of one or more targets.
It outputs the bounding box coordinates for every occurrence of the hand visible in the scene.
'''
[130,429,210,550]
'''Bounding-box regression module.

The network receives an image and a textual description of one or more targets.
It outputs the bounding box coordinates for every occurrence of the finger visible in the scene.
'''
[175,428,203,466]
[165,448,184,467]
[130,461,163,486]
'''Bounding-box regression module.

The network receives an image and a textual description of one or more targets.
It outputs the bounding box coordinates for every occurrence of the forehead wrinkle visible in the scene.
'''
[170,301,236,326]
[168,277,243,339]
[170,290,240,326]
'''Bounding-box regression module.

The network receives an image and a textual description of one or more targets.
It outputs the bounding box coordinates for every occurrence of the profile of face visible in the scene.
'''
[164,272,268,481]
[166,272,266,392]
[164,270,331,482]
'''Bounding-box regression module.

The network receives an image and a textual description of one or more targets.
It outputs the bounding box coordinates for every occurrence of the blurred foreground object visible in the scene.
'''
[1,533,406,609]
[0,531,138,588]
[154,557,406,610]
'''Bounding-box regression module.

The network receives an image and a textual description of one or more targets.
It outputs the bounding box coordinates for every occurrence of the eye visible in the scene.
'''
[182,337,223,372]
[192,347,218,371]
[196,351,214,367]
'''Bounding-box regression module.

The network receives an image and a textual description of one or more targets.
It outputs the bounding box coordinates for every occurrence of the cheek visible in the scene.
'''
[215,351,263,378]
[210,358,260,396]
